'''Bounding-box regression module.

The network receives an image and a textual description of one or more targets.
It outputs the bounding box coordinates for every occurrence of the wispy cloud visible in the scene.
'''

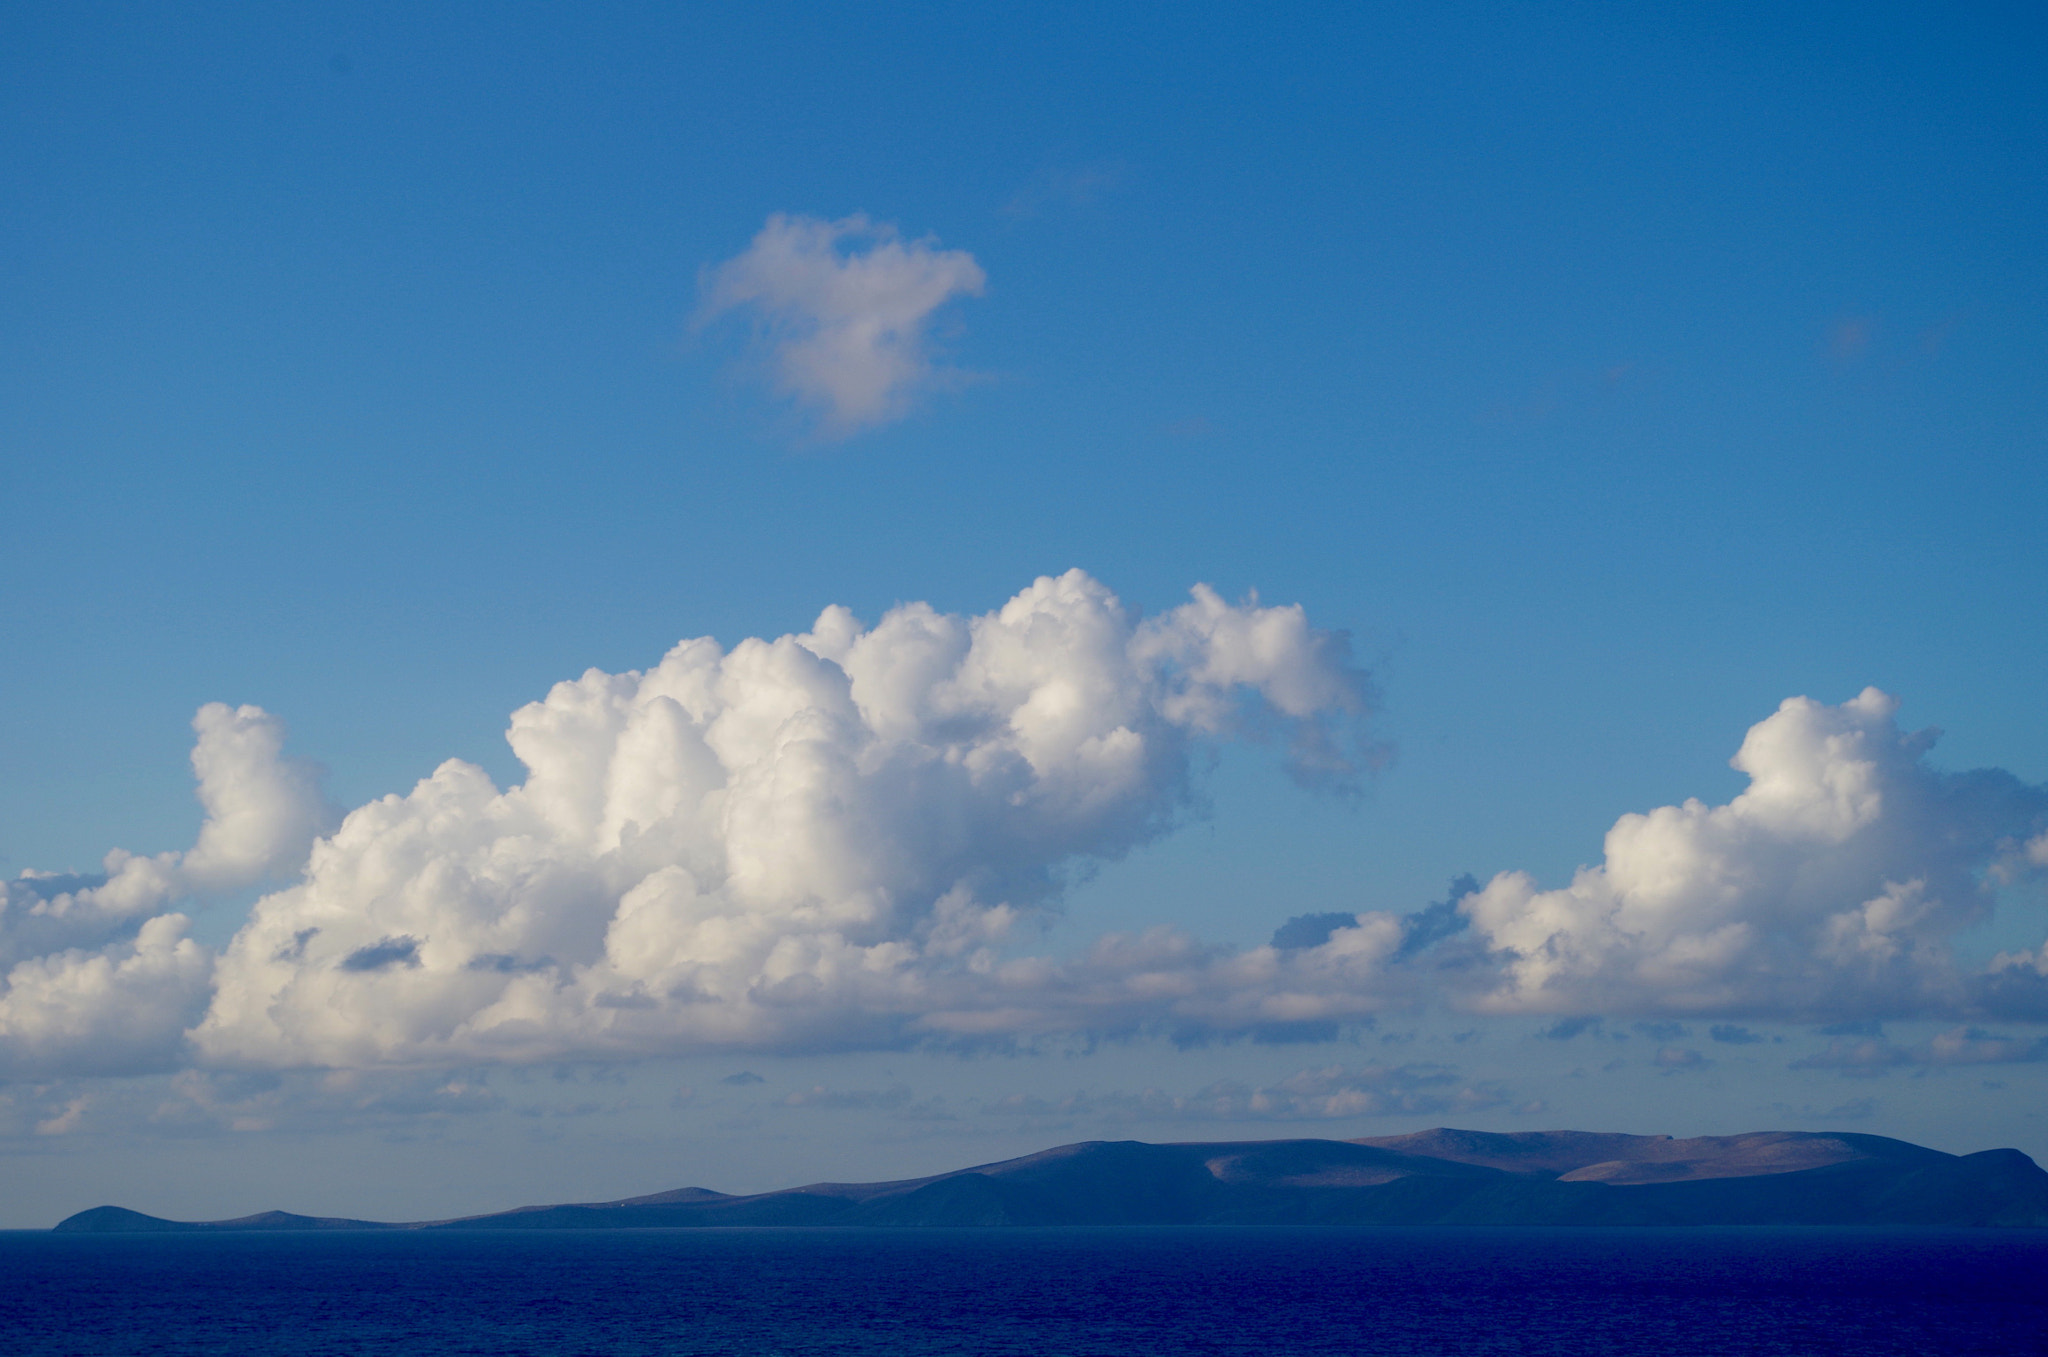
[781,1084,912,1111]
[1000,161,1127,218]
[698,213,985,437]
[983,1063,1509,1123]
[1653,1047,1709,1074]
[1790,1026,2048,1072]
[776,1083,954,1121]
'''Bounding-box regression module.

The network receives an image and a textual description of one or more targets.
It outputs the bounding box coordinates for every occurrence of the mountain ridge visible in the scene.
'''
[53,1128,2048,1232]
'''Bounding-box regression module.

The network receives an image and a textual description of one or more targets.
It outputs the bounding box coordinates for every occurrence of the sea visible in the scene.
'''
[3,1226,2043,1356]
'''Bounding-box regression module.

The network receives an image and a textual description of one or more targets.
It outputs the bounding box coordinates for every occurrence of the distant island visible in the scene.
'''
[55,1128,2048,1232]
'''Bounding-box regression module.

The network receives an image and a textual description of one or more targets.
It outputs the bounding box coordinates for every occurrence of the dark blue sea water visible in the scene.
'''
[3,1227,2043,1356]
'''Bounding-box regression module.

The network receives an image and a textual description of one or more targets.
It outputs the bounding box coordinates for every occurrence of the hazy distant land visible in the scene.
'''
[54,1128,2048,1232]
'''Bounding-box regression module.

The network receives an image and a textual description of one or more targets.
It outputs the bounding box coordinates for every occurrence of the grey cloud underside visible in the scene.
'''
[3,576,2046,1078]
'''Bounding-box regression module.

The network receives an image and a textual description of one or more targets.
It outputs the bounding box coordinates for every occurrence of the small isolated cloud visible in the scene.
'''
[1982,925,2048,1019]
[698,213,985,436]
[1653,1046,1709,1073]
[720,1070,764,1086]
[1709,1024,1766,1045]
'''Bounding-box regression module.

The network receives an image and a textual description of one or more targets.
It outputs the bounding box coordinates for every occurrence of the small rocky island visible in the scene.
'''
[56,1128,2048,1231]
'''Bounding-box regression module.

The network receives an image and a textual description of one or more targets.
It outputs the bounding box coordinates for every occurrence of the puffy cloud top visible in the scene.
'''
[1452,689,2048,1019]
[194,572,1378,1066]
[0,704,326,1075]
[6,590,2046,1082]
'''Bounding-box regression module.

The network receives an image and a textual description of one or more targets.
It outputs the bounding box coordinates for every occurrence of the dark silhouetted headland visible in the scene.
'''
[54,1128,2048,1232]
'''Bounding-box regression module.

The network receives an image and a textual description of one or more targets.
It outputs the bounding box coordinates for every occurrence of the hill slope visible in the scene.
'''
[54,1129,2048,1232]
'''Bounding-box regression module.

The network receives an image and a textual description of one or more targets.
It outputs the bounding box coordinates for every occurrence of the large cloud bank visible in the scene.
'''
[698,213,985,435]
[191,571,1387,1067]
[5,577,2046,1081]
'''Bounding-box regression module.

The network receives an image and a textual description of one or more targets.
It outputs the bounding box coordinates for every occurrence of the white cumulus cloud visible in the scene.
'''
[0,914,213,1078]
[12,623,2045,1084]
[1445,689,2048,1020]
[699,212,986,435]
[193,572,1382,1068]
[0,705,327,1076]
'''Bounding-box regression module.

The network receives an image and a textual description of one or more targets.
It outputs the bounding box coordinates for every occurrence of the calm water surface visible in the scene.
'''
[3,1226,2042,1356]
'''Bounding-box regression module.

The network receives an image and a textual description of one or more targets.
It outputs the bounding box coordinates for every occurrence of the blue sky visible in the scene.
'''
[2,2,2045,1226]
